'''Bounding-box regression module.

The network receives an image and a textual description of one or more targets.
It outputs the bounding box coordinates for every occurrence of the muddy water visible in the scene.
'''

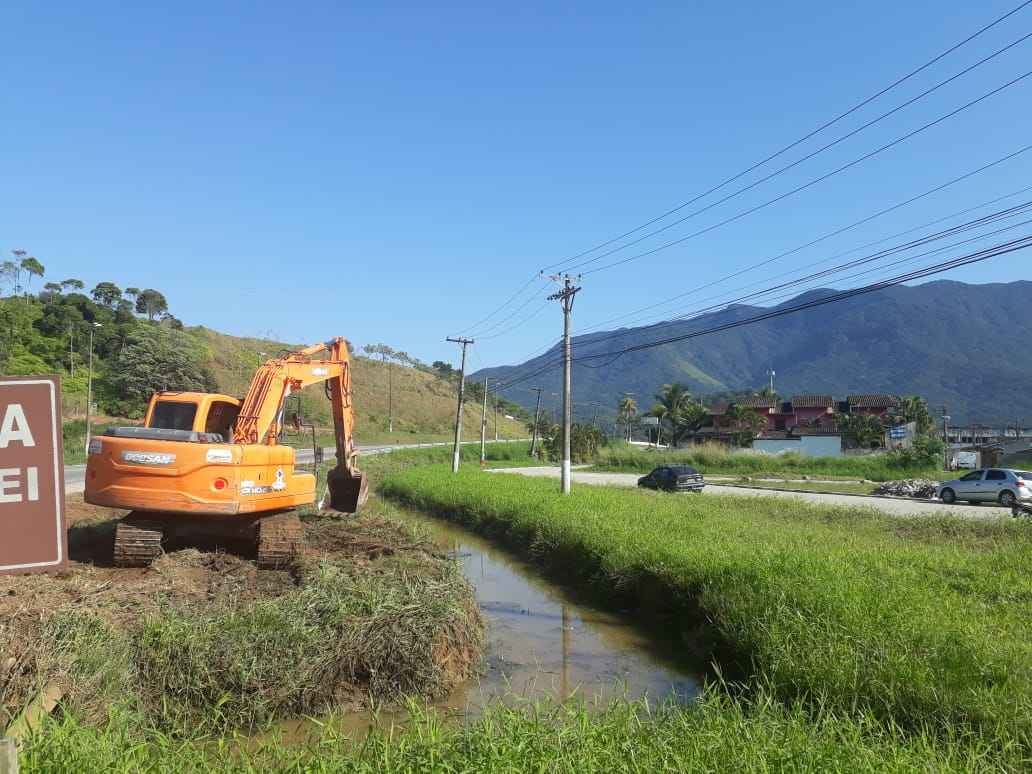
[397,508,702,713]
[277,507,703,742]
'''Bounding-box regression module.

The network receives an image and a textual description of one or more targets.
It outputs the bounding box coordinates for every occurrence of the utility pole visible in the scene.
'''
[768,368,776,395]
[547,274,581,495]
[446,337,474,473]
[84,322,102,455]
[383,352,394,434]
[529,387,543,458]
[68,324,75,376]
[941,405,951,471]
[480,377,489,465]
[494,399,499,442]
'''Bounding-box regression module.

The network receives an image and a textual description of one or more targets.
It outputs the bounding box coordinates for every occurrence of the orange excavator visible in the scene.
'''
[84,337,368,568]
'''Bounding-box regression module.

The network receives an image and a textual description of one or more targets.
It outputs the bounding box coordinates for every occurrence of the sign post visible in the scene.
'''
[0,376,67,575]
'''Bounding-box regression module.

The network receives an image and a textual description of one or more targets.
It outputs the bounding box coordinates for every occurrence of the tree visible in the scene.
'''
[649,382,707,447]
[431,360,457,380]
[135,288,168,321]
[43,282,63,295]
[61,278,85,291]
[544,422,604,463]
[107,326,216,416]
[897,395,935,436]
[0,261,16,295]
[19,256,44,291]
[836,412,886,449]
[617,395,638,441]
[726,404,767,447]
[91,281,123,308]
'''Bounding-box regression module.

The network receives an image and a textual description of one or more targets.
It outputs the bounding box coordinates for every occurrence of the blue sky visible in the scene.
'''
[2,0,1030,369]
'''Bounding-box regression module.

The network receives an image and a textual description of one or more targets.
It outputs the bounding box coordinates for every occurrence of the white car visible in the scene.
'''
[937,468,1032,507]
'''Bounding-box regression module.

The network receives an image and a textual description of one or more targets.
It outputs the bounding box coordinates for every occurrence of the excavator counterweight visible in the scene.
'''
[84,336,367,567]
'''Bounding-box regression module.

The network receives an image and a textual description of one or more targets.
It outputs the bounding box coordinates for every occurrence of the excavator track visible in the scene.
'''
[114,517,165,568]
[256,513,304,570]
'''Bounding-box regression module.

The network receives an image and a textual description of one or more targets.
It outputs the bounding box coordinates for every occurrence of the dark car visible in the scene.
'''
[637,465,705,493]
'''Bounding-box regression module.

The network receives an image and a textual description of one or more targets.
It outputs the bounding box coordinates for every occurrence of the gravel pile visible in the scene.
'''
[873,479,940,499]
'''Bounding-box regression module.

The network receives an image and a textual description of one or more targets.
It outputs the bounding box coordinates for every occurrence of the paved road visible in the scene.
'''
[491,467,1003,519]
[64,439,488,495]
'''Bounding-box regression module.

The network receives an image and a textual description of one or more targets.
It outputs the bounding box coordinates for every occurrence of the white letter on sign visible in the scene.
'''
[27,467,38,501]
[0,468,20,503]
[0,404,35,448]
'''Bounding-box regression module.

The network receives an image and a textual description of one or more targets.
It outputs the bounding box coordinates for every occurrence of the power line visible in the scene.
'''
[573,235,1032,366]
[543,0,1032,272]
[580,158,1032,334]
[562,31,1032,274]
[572,198,1032,350]
[580,68,1032,275]
[491,232,1032,393]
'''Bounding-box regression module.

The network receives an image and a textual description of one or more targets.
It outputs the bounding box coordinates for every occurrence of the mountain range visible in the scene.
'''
[472,280,1032,426]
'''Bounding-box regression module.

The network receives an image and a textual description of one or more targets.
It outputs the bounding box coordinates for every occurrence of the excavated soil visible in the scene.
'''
[0,494,483,728]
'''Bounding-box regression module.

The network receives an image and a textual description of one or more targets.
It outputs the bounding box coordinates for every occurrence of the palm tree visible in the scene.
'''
[649,383,706,447]
[726,403,767,447]
[617,395,638,441]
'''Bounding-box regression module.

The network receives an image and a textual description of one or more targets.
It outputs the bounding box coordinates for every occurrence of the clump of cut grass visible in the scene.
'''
[382,466,1032,750]
[135,552,482,728]
[21,690,1021,772]
[592,441,942,481]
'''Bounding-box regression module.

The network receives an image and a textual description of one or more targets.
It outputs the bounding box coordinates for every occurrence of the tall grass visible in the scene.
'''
[593,441,942,480]
[382,466,1032,751]
[22,692,1018,773]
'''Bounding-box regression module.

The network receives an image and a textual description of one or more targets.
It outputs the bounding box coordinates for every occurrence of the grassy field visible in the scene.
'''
[592,442,946,481]
[21,691,1012,773]
[381,465,1032,763]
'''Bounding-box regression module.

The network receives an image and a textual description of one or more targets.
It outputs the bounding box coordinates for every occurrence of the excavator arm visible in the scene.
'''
[233,337,367,512]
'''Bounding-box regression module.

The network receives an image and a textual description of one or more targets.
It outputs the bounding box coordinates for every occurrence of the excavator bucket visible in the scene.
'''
[324,464,369,514]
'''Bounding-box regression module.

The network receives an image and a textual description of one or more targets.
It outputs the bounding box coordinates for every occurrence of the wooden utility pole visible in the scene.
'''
[547,274,581,495]
[480,377,489,465]
[446,337,474,473]
[529,387,543,458]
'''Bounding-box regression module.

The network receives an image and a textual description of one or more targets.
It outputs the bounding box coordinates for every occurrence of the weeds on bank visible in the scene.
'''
[22,689,1024,773]
[592,442,943,480]
[382,466,1032,751]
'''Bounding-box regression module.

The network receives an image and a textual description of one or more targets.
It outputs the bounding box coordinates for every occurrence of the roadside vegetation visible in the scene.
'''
[382,466,1032,764]
[21,690,1012,772]
[591,441,946,481]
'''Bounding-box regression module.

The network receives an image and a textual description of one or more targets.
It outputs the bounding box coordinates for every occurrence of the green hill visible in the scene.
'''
[0,284,525,445]
[474,280,1032,425]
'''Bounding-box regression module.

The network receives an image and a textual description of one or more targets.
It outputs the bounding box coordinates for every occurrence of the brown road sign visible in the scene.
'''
[0,375,67,574]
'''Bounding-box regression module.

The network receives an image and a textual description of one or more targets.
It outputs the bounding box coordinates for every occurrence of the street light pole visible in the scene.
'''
[84,322,102,455]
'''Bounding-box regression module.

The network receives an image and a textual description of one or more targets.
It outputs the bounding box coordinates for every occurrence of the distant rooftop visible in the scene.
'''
[790,394,835,409]
[848,394,900,408]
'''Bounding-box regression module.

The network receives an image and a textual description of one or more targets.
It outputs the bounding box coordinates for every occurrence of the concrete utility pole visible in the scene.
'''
[383,352,394,434]
[84,322,102,455]
[529,387,543,458]
[446,337,474,473]
[68,324,75,376]
[547,274,581,495]
[768,368,776,394]
[494,399,499,442]
[941,405,951,471]
[480,377,489,465]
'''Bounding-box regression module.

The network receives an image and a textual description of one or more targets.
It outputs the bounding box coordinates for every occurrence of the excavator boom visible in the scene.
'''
[233,337,367,512]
